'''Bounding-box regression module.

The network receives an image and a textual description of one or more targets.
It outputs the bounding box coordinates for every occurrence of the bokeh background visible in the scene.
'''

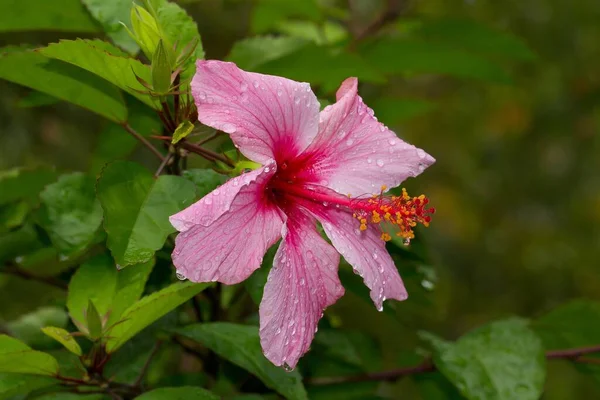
[1,0,599,398]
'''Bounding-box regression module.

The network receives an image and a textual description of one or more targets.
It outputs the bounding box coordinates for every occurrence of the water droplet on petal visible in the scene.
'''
[300,278,305,286]
[376,159,384,167]
[389,138,397,146]
[277,89,283,97]
[240,82,248,91]
[222,123,236,134]
[346,138,354,146]
[367,157,372,164]
[176,272,187,281]
[276,328,281,335]
[283,362,294,372]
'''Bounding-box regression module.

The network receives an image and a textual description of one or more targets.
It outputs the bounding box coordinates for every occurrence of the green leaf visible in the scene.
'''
[0,224,43,264]
[361,39,512,84]
[313,329,381,372]
[106,259,155,327]
[172,121,195,144]
[39,39,157,109]
[41,327,82,356]
[432,318,545,400]
[17,91,60,108]
[227,36,308,71]
[67,253,154,332]
[533,300,600,349]
[67,254,118,329]
[97,161,196,266]
[81,0,139,54]
[0,0,100,33]
[0,168,57,206]
[86,300,104,339]
[151,40,173,94]
[106,281,210,352]
[252,0,321,34]
[37,173,103,255]
[0,202,30,234]
[258,44,385,93]
[370,98,436,125]
[156,1,205,78]
[135,387,219,400]
[8,307,68,348]
[0,373,55,400]
[175,323,308,400]
[181,169,226,199]
[90,102,161,174]
[414,18,536,62]
[0,335,59,376]
[0,49,127,122]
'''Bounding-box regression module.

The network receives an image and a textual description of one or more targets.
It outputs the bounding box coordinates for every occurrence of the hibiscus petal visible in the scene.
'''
[305,77,435,195]
[192,60,321,164]
[170,167,266,232]
[172,163,284,284]
[259,207,344,368]
[314,206,407,311]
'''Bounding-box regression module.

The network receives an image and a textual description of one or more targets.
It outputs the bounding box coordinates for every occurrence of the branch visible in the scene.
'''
[348,0,410,48]
[121,122,166,162]
[307,344,600,386]
[179,141,235,168]
[2,263,68,290]
[133,340,162,388]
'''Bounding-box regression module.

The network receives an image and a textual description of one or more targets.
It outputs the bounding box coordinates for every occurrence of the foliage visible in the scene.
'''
[0,0,597,399]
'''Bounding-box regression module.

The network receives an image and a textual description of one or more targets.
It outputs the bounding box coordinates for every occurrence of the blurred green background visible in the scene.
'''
[1,0,599,398]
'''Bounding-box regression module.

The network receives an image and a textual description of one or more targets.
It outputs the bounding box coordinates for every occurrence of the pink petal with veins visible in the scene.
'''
[312,205,408,311]
[259,206,344,368]
[171,163,284,284]
[170,167,265,232]
[192,60,321,164]
[303,77,435,196]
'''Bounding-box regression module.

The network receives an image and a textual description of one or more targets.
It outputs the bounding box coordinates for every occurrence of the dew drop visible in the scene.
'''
[377,304,384,312]
[277,89,283,97]
[294,96,301,105]
[240,82,248,91]
[283,362,294,372]
[367,157,372,164]
[418,163,426,173]
[389,138,397,146]
[417,148,427,159]
[376,159,384,167]
[346,138,354,146]
[264,166,271,173]
[300,278,305,286]
[403,237,411,246]
[176,272,187,281]
[276,328,281,335]
[198,92,206,100]
[372,252,378,260]
[222,123,237,134]
[116,264,123,270]
[253,81,260,88]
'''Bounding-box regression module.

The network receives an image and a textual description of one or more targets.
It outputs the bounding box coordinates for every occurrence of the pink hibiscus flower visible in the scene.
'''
[170,60,435,369]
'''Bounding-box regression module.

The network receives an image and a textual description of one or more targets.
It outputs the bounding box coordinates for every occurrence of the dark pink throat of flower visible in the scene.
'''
[268,173,435,243]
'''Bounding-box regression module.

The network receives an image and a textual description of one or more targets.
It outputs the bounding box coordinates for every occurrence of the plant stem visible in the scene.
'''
[180,141,235,168]
[154,152,173,177]
[307,344,600,385]
[133,340,162,388]
[121,123,165,162]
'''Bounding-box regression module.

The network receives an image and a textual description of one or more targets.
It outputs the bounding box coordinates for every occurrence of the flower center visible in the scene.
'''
[268,165,434,243]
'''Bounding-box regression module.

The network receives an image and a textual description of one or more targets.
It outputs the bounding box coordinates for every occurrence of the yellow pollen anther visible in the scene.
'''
[351,187,435,243]
[371,211,381,223]
[381,185,387,191]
